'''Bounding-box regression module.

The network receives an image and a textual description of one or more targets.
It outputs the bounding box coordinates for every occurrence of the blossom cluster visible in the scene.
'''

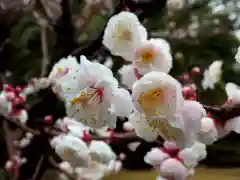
[0,10,240,180]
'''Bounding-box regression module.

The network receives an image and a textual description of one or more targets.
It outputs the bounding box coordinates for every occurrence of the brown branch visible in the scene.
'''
[85,131,144,142]
[40,22,49,77]
[30,155,45,180]
[2,118,19,180]
[3,117,39,135]
[203,103,240,121]
[2,116,146,144]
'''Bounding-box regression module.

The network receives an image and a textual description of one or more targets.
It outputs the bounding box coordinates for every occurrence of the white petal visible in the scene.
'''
[159,158,188,180]
[224,116,240,133]
[89,140,116,164]
[144,148,169,166]
[118,64,137,89]
[225,82,239,98]
[109,88,133,117]
[127,142,141,151]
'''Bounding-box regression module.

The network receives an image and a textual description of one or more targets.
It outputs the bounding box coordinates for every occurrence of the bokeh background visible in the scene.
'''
[0,0,240,179]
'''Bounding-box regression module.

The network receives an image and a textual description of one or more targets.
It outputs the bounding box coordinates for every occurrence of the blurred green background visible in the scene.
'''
[0,0,240,167]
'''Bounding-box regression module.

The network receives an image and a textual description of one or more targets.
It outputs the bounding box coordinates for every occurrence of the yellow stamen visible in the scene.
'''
[64,147,73,155]
[121,30,132,41]
[71,88,101,108]
[141,51,153,63]
[138,88,165,117]
[146,118,184,141]
[58,67,63,73]
[91,161,99,169]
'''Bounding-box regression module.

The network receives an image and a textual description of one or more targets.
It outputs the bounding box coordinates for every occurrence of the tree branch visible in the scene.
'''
[40,24,49,77]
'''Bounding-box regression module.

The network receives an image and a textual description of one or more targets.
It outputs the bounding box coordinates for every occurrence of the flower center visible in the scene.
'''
[58,67,69,74]
[91,160,99,169]
[64,147,74,156]
[141,51,154,63]
[137,88,165,117]
[116,23,132,41]
[121,30,132,41]
[71,87,104,108]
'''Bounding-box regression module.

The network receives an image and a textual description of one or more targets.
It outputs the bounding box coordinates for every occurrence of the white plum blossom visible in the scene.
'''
[75,163,107,180]
[225,82,240,104]
[202,60,223,90]
[129,111,158,142]
[133,38,172,75]
[103,11,147,61]
[132,71,184,128]
[198,117,218,145]
[89,140,116,164]
[224,116,240,134]
[131,72,190,147]
[75,160,122,180]
[51,134,90,167]
[131,72,207,148]
[180,100,206,147]
[65,56,133,128]
[118,64,137,89]
[127,142,141,151]
[55,117,91,137]
[150,142,206,180]
[222,82,240,135]
[235,46,240,64]
[0,91,12,116]
[178,142,206,169]
[48,55,84,101]
[75,141,120,180]
[144,147,169,166]
[160,158,188,180]
[58,161,74,180]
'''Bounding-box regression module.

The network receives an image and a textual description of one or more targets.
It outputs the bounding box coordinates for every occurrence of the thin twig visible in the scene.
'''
[3,120,14,158]
[40,23,49,77]
[2,119,19,180]
[30,155,45,180]
[3,117,39,135]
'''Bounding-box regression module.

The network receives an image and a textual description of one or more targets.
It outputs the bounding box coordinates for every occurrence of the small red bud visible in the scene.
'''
[6,92,16,100]
[15,86,22,94]
[179,73,190,82]
[207,112,213,118]
[182,86,193,95]
[12,98,21,106]
[44,115,53,123]
[224,99,232,105]
[18,96,26,104]
[3,84,13,92]
[189,96,197,101]
[191,66,201,76]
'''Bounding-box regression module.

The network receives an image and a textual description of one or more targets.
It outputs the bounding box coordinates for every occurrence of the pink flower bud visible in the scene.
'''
[5,161,13,172]
[18,96,26,104]
[181,86,194,98]
[178,73,190,82]
[191,66,201,76]
[123,122,134,131]
[12,97,21,106]
[44,115,53,124]
[15,86,22,94]
[3,84,13,91]
[6,92,16,100]
[118,153,126,160]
